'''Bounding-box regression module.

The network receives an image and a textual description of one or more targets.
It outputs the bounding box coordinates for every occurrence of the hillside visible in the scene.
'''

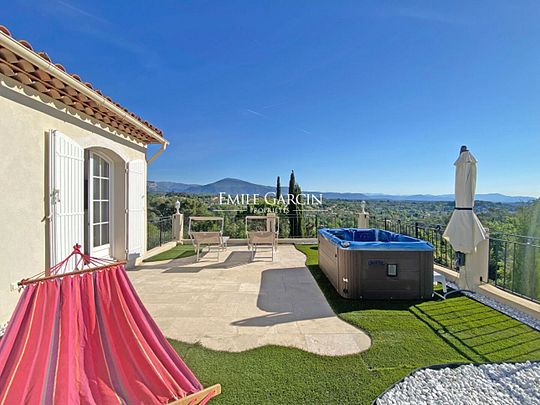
[148,178,535,203]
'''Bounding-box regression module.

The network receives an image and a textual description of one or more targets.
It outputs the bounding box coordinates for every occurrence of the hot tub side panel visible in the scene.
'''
[419,251,434,298]
[338,249,434,299]
[318,234,340,293]
[336,248,362,299]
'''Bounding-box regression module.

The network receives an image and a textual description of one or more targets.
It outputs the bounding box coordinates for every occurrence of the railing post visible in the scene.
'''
[512,242,516,293]
[503,241,508,288]
[487,237,492,282]
[172,213,184,244]
[357,201,370,228]
[384,218,387,230]
[415,222,419,239]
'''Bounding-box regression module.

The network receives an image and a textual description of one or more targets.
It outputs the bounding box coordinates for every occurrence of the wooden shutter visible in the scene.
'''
[49,130,84,269]
[127,159,146,257]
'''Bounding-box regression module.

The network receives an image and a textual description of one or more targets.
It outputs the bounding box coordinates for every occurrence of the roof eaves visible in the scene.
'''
[0,25,168,146]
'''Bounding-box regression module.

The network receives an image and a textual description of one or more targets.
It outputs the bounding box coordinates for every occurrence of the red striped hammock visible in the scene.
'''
[0,246,219,404]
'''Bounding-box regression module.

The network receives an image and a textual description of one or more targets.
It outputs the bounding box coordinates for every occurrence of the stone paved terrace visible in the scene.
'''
[128,245,371,355]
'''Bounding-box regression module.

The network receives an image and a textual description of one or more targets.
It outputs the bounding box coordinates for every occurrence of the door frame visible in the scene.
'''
[87,150,114,258]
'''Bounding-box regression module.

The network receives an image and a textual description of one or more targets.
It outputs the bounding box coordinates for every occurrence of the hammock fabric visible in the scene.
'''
[0,246,219,404]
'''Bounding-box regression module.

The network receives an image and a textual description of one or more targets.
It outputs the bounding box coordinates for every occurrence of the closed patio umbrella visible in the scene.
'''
[443,146,488,254]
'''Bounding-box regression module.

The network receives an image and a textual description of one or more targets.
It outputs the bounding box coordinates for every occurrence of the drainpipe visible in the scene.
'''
[146,142,167,165]
[124,162,129,263]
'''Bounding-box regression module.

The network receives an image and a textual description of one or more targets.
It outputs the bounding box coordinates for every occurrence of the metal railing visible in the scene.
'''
[488,233,540,303]
[149,210,539,303]
[181,211,357,239]
[370,217,456,269]
[370,217,540,303]
[147,215,174,250]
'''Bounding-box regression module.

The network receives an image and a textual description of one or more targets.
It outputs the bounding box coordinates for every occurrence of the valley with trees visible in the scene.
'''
[147,175,539,302]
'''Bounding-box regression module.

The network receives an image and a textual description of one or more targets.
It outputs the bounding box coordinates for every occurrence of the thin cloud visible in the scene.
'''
[375,6,464,25]
[262,101,288,110]
[244,109,267,118]
[43,0,161,69]
[242,108,313,136]
[394,8,460,24]
[55,0,110,25]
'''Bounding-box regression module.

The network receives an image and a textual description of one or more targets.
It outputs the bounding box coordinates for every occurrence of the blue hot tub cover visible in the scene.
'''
[318,228,434,251]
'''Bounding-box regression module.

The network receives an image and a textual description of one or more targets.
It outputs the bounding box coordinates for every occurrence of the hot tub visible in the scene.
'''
[318,228,434,300]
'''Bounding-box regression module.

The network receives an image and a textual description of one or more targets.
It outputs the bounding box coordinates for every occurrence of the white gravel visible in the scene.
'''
[446,282,540,332]
[377,361,540,405]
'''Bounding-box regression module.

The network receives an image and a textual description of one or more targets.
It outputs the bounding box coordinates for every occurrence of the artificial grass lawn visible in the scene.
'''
[143,244,196,262]
[168,245,540,404]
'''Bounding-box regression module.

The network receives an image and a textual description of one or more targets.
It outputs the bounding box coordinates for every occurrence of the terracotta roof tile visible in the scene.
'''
[18,40,32,50]
[50,77,65,89]
[0,48,17,63]
[0,62,14,76]
[15,59,35,72]
[64,86,78,96]
[0,24,165,144]
[46,88,62,99]
[37,51,51,62]
[13,71,32,85]
[33,69,51,82]
[76,93,89,102]
[29,81,48,92]
[61,95,73,105]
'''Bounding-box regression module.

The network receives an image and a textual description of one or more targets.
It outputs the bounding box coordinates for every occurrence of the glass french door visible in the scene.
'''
[89,153,111,258]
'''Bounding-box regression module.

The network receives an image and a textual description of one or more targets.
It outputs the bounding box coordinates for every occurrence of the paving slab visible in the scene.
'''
[128,245,371,356]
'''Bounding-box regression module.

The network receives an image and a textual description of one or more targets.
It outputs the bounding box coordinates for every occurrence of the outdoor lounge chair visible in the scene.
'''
[188,216,229,261]
[245,215,279,261]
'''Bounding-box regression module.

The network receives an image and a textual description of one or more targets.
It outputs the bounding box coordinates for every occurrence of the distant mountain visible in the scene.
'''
[184,178,276,195]
[147,181,197,193]
[148,178,535,203]
[362,192,535,203]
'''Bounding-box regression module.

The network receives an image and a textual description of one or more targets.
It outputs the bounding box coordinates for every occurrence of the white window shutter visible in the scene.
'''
[127,159,146,257]
[49,130,85,269]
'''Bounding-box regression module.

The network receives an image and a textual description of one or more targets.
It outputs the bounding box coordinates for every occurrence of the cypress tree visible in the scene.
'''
[276,176,281,200]
[294,183,304,237]
[286,170,306,237]
[288,171,295,197]
[288,171,297,237]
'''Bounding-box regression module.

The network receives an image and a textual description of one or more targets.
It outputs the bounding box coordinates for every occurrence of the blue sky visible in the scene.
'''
[5,1,540,196]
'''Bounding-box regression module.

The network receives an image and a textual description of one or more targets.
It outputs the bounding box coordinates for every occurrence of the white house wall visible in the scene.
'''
[0,76,149,325]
